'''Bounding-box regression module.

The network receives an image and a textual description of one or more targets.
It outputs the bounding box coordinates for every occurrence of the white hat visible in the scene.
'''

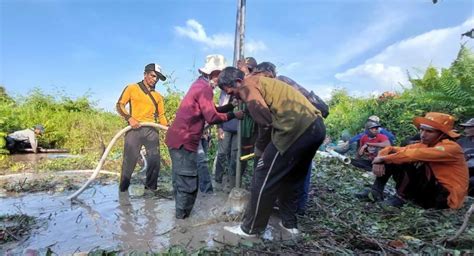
[368,115,380,123]
[145,63,166,81]
[199,54,227,75]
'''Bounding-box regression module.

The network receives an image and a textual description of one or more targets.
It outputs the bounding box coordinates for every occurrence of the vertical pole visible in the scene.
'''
[233,0,245,188]
[239,0,246,59]
[233,0,241,66]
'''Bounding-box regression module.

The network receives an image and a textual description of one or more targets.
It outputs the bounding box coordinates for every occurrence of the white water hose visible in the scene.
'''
[68,122,168,201]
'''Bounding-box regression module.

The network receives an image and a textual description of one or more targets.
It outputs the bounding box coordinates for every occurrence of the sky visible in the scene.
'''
[1,0,473,111]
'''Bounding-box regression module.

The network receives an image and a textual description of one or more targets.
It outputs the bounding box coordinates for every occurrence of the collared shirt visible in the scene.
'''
[8,129,38,152]
[379,139,469,209]
[165,77,229,152]
[116,81,168,125]
[238,76,321,154]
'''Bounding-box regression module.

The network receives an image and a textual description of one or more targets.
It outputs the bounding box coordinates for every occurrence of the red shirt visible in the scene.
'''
[165,77,229,152]
[359,133,389,160]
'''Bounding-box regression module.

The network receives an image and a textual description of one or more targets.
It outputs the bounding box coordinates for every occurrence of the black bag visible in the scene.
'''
[308,91,330,118]
[277,75,330,118]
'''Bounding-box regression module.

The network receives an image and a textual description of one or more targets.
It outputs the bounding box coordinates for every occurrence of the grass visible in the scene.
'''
[0,214,36,244]
[1,157,472,254]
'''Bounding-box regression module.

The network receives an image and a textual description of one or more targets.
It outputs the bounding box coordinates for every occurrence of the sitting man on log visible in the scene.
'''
[356,112,469,209]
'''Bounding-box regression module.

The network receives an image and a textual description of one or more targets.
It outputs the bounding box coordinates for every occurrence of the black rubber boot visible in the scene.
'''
[381,195,407,208]
[355,188,383,202]
[355,176,387,202]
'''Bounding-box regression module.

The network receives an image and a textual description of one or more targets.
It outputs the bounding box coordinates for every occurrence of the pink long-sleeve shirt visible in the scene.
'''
[165,77,230,152]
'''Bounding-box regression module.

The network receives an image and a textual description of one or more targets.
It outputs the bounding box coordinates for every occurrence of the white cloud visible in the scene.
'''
[278,62,302,74]
[311,85,335,101]
[331,9,408,67]
[335,63,408,91]
[175,19,233,48]
[335,17,474,93]
[175,19,267,55]
[369,18,474,68]
[246,39,267,55]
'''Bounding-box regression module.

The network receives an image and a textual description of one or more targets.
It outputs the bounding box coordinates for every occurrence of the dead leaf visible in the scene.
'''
[388,239,407,249]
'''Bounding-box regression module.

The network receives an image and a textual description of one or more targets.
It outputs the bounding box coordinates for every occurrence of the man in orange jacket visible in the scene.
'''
[356,112,469,209]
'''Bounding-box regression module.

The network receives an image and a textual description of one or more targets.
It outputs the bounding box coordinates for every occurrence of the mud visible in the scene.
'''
[8,153,76,163]
[0,183,293,254]
[0,171,116,195]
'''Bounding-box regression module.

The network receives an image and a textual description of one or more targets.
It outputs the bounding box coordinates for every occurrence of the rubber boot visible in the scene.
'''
[372,176,388,195]
[355,176,388,202]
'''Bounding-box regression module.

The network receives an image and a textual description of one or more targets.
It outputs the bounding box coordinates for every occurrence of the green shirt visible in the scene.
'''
[239,76,321,154]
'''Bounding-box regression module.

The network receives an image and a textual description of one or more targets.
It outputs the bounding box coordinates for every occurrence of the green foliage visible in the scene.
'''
[326,89,377,139]
[326,45,474,144]
[0,76,185,171]
[34,153,103,171]
[0,86,14,104]
[0,88,124,153]
[160,76,185,170]
[300,158,474,254]
[451,44,474,89]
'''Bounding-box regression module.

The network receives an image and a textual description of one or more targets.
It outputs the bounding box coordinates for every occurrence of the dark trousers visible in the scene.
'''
[241,118,326,234]
[351,158,373,172]
[215,131,237,184]
[296,163,312,214]
[5,136,30,153]
[469,167,474,196]
[120,127,160,192]
[197,138,213,193]
[170,147,198,218]
[372,163,449,209]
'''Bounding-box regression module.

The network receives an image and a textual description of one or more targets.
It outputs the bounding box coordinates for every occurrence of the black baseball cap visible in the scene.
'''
[145,63,166,81]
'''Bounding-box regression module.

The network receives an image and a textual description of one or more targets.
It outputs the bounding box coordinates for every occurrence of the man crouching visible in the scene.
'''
[357,112,469,209]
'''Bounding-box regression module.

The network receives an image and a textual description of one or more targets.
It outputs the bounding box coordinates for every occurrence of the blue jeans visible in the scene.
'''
[297,163,312,214]
[197,138,213,193]
[214,131,238,184]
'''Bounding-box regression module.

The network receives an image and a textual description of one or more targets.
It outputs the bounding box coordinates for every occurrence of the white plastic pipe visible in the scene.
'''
[316,150,351,165]
[328,150,351,164]
[68,122,168,201]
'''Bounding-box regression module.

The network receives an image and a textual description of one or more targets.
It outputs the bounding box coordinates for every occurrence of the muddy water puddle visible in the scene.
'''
[1,184,292,254]
[8,153,77,163]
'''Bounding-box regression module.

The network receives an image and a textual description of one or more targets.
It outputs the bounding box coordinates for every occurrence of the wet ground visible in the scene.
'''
[0,181,292,254]
[8,153,76,162]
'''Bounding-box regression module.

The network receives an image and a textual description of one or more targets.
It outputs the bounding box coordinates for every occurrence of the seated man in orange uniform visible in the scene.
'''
[357,112,469,209]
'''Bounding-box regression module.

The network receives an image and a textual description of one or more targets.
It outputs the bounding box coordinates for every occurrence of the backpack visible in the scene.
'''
[277,75,330,118]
